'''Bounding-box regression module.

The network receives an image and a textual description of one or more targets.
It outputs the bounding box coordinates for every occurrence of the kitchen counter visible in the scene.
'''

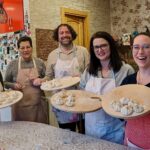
[0,121,136,150]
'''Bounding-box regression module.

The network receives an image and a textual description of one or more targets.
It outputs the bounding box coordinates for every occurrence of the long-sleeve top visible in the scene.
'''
[4,57,46,89]
[45,45,89,80]
[80,62,135,89]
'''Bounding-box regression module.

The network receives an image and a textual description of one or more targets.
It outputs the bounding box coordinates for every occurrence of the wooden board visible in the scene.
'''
[101,84,150,119]
[41,76,80,91]
[50,90,102,113]
[0,90,23,109]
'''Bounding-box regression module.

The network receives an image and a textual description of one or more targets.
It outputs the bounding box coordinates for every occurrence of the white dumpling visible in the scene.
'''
[59,90,67,98]
[54,80,62,87]
[67,95,75,102]
[119,97,130,105]
[50,80,56,88]
[128,100,138,106]
[111,101,122,112]
[65,100,74,107]
[55,97,64,105]
[121,105,133,116]
[133,104,144,113]
[65,95,75,107]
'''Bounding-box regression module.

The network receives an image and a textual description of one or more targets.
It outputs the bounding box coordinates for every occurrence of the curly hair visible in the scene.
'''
[53,24,77,41]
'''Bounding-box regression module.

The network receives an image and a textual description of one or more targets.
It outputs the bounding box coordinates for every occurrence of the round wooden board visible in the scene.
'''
[0,90,23,109]
[41,76,80,91]
[101,84,150,119]
[50,90,102,113]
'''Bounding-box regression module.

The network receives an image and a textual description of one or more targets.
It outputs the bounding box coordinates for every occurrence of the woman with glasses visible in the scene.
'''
[79,31,134,144]
[122,32,150,149]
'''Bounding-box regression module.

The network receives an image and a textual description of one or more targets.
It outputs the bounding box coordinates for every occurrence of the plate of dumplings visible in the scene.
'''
[41,76,80,91]
[0,90,23,108]
[50,90,102,113]
[101,84,150,119]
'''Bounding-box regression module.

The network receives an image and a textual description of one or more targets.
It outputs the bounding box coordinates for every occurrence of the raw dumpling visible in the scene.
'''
[111,101,122,112]
[55,97,64,105]
[65,95,75,107]
[119,97,130,105]
[121,105,133,116]
[67,95,75,102]
[128,100,138,106]
[133,104,144,113]
[54,80,62,87]
[59,90,67,98]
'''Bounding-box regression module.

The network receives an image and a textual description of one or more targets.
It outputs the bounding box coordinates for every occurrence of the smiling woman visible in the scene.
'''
[79,31,134,144]
[4,36,48,124]
[18,40,32,61]
[121,32,150,149]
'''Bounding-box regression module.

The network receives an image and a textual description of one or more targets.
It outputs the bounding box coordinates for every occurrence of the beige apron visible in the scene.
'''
[13,57,48,123]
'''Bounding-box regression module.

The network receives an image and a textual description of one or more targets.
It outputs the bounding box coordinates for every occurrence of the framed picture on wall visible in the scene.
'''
[0,0,24,33]
[122,33,131,46]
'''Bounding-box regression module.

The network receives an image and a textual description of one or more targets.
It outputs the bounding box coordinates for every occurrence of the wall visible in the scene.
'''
[110,0,150,38]
[29,0,110,56]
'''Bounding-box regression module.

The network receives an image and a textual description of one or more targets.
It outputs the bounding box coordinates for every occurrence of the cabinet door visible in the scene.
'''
[0,0,24,34]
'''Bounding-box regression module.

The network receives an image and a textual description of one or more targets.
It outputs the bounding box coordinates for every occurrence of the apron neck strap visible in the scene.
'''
[18,57,36,69]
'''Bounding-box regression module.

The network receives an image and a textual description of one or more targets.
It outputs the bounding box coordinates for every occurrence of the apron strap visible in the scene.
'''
[100,69,116,87]
[18,57,37,70]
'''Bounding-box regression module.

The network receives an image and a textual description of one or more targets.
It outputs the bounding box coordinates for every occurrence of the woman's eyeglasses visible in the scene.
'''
[93,44,109,50]
[132,44,150,51]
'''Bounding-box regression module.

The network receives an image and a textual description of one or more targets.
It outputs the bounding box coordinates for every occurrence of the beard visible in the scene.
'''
[59,37,73,47]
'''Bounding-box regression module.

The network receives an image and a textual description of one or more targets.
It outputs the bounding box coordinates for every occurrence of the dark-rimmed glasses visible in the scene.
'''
[93,44,109,50]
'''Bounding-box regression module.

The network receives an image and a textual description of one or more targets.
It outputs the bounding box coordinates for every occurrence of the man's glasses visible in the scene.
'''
[132,44,150,51]
[93,44,109,50]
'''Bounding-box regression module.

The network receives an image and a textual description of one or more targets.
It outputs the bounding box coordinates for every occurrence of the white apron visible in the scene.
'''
[53,49,80,123]
[85,70,125,144]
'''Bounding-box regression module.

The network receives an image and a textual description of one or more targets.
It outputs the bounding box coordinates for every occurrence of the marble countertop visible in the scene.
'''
[0,121,136,150]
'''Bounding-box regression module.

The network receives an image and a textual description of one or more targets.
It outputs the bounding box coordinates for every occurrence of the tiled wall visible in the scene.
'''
[29,0,110,56]
[110,0,150,38]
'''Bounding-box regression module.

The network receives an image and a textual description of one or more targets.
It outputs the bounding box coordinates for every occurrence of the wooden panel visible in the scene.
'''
[36,29,58,61]
[61,7,90,49]
[65,15,84,46]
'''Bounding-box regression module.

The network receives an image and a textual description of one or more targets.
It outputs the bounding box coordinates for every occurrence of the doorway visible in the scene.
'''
[61,7,90,49]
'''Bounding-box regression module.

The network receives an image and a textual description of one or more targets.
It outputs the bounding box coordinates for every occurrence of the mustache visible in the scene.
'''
[61,36,71,39]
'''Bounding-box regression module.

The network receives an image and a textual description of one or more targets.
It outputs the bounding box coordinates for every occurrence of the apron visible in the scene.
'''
[85,70,125,144]
[13,57,48,123]
[53,48,80,123]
